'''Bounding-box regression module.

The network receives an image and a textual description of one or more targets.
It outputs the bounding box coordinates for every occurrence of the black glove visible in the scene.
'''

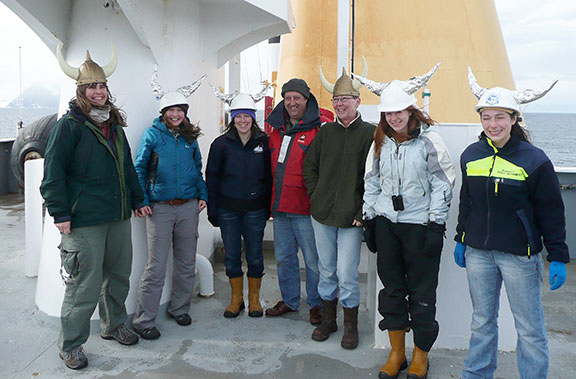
[208,214,219,228]
[423,222,445,256]
[363,218,377,253]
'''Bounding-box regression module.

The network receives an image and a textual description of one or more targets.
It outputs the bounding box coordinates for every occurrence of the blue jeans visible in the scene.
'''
[311,217,363,308]
[218,208,267,279]
[273,212,322,310]
[463,247,548,379]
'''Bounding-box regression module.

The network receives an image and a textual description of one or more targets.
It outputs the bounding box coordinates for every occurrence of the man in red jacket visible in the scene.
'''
[264,79,323,325]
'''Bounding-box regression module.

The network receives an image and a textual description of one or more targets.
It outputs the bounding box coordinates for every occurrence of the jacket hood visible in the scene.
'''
[266,93,321,132]
[152,116,173,135]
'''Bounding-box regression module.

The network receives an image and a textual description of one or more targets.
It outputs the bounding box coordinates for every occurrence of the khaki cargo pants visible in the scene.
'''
[58,219,132,352]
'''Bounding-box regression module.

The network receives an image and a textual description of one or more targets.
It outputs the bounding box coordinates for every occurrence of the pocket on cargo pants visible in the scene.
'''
[59,244,80,285]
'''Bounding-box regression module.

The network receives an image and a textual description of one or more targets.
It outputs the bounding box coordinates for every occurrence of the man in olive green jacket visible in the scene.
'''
[303,69,374,350]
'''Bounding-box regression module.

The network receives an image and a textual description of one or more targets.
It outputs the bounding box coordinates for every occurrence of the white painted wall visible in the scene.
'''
[3,0,292,316]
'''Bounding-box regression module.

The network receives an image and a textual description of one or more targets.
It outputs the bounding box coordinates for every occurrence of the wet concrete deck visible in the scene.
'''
[1,193,575,378]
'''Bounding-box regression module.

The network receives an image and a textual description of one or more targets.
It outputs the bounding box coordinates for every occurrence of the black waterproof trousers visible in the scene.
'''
[375,216,442,352]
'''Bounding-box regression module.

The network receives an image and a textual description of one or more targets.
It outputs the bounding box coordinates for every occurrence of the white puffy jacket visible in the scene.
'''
[363,123,456,224]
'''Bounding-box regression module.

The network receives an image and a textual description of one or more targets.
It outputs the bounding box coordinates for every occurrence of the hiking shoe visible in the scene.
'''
[101,324,139,345]
[168,312,192,326]
[133,326,161,340]
[59,346,88,370]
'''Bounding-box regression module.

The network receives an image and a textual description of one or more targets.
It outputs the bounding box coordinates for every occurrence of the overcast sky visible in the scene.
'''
[0,1,574,112]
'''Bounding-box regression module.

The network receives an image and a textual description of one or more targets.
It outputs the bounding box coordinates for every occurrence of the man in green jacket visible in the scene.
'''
[40,44,147,370]
[303,68,375,350]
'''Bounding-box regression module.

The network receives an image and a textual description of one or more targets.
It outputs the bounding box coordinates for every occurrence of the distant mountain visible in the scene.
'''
[5,85,59,109]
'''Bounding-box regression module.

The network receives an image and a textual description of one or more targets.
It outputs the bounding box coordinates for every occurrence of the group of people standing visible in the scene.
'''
[41,44,568,379]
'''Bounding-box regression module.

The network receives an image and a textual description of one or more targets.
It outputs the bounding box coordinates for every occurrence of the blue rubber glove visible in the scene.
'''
[549,261,567,290]
[454,242,466,268]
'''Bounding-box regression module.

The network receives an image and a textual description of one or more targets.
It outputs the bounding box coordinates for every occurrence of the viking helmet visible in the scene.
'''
[151,65,207,113]
[209,83,271,110]
[57,43,117,86]
[319,56,367,97]
[468,67,557,114]
[354,62,441,112]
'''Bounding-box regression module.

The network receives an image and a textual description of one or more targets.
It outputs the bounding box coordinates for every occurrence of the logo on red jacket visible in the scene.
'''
[297,134,307,144]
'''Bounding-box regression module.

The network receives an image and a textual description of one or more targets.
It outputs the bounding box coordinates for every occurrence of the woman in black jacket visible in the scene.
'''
[206,93,272,319]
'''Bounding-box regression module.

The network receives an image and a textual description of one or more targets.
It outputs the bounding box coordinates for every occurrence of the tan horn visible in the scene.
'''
[57,43,79,81]
[101,43,118,78]
[319,65,335,94]
[352,55,368,91]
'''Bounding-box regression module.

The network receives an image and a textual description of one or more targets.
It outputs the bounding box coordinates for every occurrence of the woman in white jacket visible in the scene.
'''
[356,64,455,379]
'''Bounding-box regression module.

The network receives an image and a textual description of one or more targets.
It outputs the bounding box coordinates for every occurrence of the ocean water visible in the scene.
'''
[1,109,575,167]
[0,108,57,140]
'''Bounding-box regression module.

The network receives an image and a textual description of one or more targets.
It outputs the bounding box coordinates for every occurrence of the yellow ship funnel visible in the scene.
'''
[275,0,515,123]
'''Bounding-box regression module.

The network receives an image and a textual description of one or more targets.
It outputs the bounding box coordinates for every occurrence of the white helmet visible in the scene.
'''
[468,67,557,114]
[151,65,207,113]
[159,91,189,113]
[354,62,441,113]
[230,93,256,111]
[378,81,417,112]
[474,87,520,113]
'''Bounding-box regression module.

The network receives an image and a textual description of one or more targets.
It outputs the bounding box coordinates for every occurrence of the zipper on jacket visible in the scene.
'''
[335,127,349,206]
[175,134,180,199]
[494,178,501,196]
[483,155,497,248]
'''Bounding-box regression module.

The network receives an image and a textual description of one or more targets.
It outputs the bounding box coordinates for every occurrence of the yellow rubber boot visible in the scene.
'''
[378,330,408,379]
[407,345,429,379]
[224,277,245,318]
[247,277,263,317]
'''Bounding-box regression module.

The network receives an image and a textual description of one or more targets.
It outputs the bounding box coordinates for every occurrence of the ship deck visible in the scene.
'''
[1,193,575,379]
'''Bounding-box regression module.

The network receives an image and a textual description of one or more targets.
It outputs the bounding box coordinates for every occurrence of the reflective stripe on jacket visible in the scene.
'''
[363,123,455,224]
[266,94,321,215]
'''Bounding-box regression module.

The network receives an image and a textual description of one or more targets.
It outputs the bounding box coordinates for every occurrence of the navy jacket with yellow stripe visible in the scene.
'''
[456,135,569,263]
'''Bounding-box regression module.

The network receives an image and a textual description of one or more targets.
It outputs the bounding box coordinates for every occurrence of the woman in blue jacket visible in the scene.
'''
[455,69,569,379]
[131,82,208,340]
[206,92,272,318]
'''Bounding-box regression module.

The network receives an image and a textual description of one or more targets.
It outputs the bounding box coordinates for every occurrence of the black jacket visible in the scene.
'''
[206,128,272,226]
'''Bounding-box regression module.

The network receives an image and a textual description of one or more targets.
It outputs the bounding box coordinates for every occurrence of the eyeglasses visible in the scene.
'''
[331,97,356,104]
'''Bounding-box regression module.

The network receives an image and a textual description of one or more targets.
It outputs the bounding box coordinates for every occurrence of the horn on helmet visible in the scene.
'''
[57,43,80,81]
[101,43,118,78]
[319,65,335,94]
[514,80,558,104]
[467,67,487,100]
[251,82,273,103]
[177,74,207,98]
[209,84,235,105]
[352,55,368,91]
[151,64,165,100]
[401,62,441,95]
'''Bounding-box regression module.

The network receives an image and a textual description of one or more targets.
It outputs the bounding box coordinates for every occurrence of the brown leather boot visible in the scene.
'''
[311,299,338,341]
[341,306,359,349]
[407,345,429,379]
[378,330,408,379]
[224,277,245,318]
[247,277,263,317]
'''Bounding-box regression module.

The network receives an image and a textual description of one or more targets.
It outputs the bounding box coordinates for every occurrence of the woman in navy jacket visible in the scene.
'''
[206,93,272,318]
[455,69,569,379]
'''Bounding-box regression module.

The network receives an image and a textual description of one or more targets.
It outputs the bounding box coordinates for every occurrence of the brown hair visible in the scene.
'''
[373,105,436,157]
[478,111,531,144]
[75,84,126,127]
[161,110,203,142]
